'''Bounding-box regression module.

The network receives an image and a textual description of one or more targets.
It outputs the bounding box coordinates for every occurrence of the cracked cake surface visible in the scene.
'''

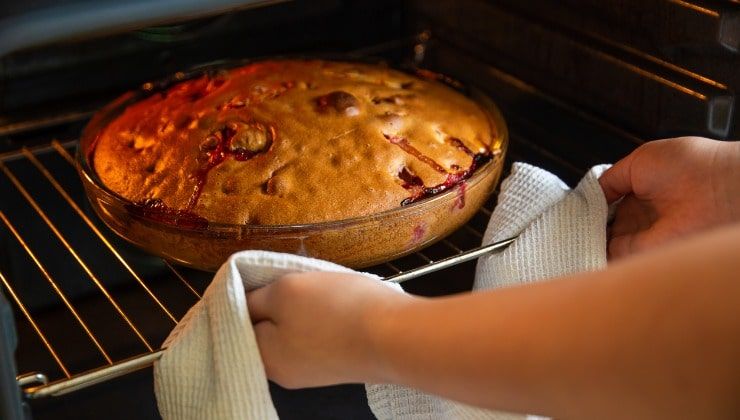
[92,60,500,225]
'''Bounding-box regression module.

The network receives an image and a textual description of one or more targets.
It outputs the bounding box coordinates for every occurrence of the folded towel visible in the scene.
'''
[365,163,610,419]
[153,252,400,420]
[154,162,610,419]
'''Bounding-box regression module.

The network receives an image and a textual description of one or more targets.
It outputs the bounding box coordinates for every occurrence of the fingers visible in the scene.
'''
[609,195,657,239]
[608,219,681,259]
[253,321,276,358]
[599,150,638,204]
[254,319,306,389]
[607,233,640,259]
[246,286,272,323]
[607,196,658,260]
[254,321,296,388]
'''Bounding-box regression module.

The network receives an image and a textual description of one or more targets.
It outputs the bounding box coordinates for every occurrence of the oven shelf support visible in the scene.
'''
[18,236,516,399]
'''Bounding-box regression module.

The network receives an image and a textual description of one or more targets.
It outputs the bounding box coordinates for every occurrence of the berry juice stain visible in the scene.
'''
[128,198,208,229]
[188,121,275,210]
[384,134,447,174]
[124,67,293,226]
[411,223,427,244]
[386,133,493,206]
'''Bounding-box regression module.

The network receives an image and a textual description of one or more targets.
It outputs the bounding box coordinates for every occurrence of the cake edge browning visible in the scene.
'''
[90,59,501,227]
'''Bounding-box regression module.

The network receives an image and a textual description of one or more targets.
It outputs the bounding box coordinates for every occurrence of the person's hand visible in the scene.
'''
[599,137,740,259]
[246,272,412,388]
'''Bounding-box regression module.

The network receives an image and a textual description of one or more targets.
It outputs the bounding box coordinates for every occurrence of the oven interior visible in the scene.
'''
[1,1,737,419]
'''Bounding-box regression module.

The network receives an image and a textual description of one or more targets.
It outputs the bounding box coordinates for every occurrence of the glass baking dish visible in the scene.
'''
[76,60,508,270]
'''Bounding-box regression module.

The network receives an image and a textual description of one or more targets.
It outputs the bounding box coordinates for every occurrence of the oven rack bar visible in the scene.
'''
[17,236,516,399]
[384,236,515,283]
[0,140,511,399]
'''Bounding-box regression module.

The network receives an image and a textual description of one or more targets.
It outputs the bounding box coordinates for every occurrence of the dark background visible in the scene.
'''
[0,0,737,418]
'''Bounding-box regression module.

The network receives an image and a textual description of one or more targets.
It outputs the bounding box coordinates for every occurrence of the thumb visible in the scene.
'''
[246,286,272,323]
[600,151,638,204]
[607,221,677,259]
[253,321,280,380]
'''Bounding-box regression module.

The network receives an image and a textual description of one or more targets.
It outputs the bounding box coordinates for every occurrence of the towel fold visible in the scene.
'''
[154,162,610,419]
[153,252,398,419]
[366,163,610,419]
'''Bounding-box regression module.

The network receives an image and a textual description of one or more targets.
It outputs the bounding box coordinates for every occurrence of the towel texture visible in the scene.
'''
[154,162,610,419]
[153,252,399,419]
[365,163,610,419]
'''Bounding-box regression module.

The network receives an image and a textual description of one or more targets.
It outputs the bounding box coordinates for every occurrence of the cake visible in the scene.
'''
[91,60,500,226]
[82,59,506,269]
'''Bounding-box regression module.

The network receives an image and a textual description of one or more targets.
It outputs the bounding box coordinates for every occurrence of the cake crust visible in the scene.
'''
[92,60,498,225]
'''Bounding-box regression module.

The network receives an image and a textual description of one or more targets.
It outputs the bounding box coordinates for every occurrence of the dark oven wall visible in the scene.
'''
[1,1,737,419]
[405,0,739,167]
[0,0,405,151]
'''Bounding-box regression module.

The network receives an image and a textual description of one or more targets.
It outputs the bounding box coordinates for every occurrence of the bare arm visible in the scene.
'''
[248,223,740,419]
[374,223,740,419]
[248,137,740,418]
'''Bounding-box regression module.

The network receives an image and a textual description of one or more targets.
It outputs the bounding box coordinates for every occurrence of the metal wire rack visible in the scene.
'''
[0,138,512,400]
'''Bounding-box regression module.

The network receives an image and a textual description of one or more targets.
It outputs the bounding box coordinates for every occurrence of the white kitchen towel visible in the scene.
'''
[154,162,610,420]
[153,251,402,420]
[365,162,611,419]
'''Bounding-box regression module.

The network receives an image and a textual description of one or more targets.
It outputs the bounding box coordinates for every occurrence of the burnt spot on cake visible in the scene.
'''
[401,81,415,89]
[315,91,360,116]
[144,162,157,174]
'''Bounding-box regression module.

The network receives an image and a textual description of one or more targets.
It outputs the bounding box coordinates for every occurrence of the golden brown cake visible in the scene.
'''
[91,60,500,226]
[81,59,507,269]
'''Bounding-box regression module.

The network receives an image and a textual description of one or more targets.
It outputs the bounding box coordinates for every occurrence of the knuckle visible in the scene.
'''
[273,274,304,294]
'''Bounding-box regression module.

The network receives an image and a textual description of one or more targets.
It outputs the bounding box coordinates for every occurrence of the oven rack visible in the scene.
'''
[0,139,511,400]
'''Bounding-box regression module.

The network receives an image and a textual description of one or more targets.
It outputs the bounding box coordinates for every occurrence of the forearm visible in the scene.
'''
[370,223,740,419]
[716,140,740,222]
